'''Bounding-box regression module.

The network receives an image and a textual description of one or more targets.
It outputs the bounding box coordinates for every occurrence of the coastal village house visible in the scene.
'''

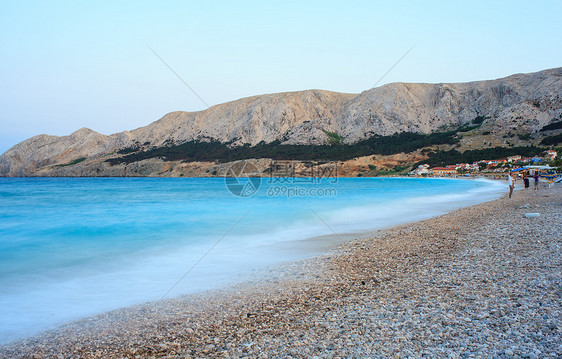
[411,164,430,175]
[543,150,557,161]
[411,150,558,177]
[431,167,458,176]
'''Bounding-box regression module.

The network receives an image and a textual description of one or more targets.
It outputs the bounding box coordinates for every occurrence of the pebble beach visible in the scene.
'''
[1,182,560,359]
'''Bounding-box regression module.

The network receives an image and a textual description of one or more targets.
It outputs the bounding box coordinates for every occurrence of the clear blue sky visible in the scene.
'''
[1,0,560,154]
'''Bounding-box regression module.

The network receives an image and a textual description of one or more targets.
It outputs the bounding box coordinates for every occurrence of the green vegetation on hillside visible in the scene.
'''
[107,129,462,165]
[117,146,141,154]
[540,133,562,146]
[540,120,562,132]
[105,118,557,168]
[457,124,481,133]
[322,129,344,145]
[52,157,86,168]
[472,115,487,125]
[374,164,411,176]
[358,164,411,177]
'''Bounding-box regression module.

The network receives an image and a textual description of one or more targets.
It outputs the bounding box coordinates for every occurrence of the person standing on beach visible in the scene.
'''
[523,174,530,189]
[508,173,515,198]
[534,173,539,190]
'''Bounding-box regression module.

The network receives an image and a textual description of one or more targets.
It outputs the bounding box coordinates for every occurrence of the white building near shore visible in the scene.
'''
[411,164,430,175]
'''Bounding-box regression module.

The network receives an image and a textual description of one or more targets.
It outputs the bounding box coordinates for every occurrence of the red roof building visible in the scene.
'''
[431,167,458,175]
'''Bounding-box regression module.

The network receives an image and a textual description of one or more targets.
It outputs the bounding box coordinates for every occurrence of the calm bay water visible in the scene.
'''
[0,177,504,343]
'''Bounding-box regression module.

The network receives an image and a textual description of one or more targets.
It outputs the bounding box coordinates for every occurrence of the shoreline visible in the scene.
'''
[0,178,502,344]
[1,182,560,358]
[0,176,502,343]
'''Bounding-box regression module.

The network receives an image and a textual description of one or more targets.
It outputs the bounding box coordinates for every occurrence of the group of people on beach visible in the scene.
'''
[508,172,539,198]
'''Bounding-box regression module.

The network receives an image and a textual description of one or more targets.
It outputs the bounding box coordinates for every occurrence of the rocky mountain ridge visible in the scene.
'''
[1,67,561,177]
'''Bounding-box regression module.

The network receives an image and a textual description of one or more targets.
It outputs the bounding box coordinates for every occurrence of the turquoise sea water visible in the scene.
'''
[0,177,504,343]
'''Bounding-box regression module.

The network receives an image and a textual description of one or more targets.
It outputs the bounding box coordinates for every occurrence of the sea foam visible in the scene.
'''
[0,177,504,343]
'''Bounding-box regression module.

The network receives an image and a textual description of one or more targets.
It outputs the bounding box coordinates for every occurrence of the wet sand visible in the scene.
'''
[1,183,560,358]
